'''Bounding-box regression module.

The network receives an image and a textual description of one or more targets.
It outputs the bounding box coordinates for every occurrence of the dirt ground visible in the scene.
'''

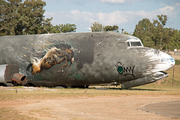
[1,94,180,120]
[1,51,180,120]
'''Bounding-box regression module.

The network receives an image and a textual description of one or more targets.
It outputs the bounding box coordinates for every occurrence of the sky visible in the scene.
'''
[43,0,180,34]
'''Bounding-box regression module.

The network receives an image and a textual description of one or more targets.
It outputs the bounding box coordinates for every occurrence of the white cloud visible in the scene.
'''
[42,0,180,6]
[159,6,175,17]
[99,0,140,4]
[43,0,140,4]
[99,0,180,5]
[44,5,177,32]
[175,3,180,12]
[100,0,126,3]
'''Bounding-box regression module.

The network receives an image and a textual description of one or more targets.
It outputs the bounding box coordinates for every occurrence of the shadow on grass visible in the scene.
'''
[4,86,167,92]
[90,87,166,91]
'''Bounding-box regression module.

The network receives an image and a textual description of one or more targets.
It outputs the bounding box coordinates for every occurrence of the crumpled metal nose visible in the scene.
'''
[155,51,175,71]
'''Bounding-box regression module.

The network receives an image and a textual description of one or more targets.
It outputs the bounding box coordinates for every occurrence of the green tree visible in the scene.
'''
[157,14,167,27]
[165,29,180,50]
[60,23,76,33]
[42,17,53,34]
[151,19,162,48]
[52,25,62,33]
[29,17,53,34]
[103,25,112,31]
[91,21,103,32]
[152,15,167,49]
[132,15,175,50]
[0,0,52,35]
[52,23,77,33]
[103,25,119,31]
[18,0,46,35]
[133,18,154,47]
[0,0,6,35]
[0,0,22,35]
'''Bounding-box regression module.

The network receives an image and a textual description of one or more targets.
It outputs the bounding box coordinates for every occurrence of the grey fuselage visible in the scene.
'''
[0,32,175,87]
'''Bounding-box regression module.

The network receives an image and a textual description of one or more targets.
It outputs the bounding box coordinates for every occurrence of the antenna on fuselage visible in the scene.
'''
[119,28,124,33]
[42,22,50,34]
[122,29,124,33]
[44,27,49,34]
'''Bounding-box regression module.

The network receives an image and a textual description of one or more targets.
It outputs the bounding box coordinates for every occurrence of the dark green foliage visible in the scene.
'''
[103,25,119,31]
[0,0,77,35]
[133,18,155,48]
[157,15,167,26]
[31,17,54,34]
[0,0,54,35]
[0,0,22,35]
[52,23,77,33]
[91,21,103,32]
[133,15,180,50]
[91,22,119,32]
[18,0,46,35]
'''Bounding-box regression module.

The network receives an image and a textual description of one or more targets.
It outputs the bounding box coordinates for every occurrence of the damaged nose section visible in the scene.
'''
[141,49,175,76]
[154,51,175,72]
[121,50,174,89]
[121,71,169,89]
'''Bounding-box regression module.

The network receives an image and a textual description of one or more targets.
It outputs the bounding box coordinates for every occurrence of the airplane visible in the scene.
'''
[0,32,175,88]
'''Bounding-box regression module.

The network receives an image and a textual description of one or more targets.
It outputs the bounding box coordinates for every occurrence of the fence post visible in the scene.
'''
[172,66,174,87]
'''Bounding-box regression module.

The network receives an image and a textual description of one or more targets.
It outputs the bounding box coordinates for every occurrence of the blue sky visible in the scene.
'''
[43,0,180,34]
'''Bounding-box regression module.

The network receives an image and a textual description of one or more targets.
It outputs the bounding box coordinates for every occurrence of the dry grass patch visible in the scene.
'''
[28,107,56,119]
[0,86,180,102]
[0,87,180,120]
[0,107,38,120]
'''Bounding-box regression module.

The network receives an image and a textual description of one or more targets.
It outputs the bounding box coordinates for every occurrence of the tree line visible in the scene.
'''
[1,0,180,50]
[133,15,180,51]
[0,0,76,35]
[90,15,180,51]
[90,21,119,32]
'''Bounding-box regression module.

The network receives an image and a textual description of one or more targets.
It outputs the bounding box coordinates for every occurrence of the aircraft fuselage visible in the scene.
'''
[0,32,175,88]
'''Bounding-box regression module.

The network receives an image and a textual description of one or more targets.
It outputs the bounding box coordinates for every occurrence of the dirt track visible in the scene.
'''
[1,95,180,120]
[142,100,180,119]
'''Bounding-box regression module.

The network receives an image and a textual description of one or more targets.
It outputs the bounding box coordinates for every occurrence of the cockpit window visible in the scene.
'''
[126,40,144,48]
[130,42,142,46]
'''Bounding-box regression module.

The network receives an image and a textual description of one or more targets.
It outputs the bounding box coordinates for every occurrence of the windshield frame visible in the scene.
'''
[126,39,144,48]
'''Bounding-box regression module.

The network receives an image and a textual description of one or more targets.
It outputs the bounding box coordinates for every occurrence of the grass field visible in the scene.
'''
[0,65,180,101]
[0,65,180,120]
[0,86,180,120]
[0,86,180,100]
